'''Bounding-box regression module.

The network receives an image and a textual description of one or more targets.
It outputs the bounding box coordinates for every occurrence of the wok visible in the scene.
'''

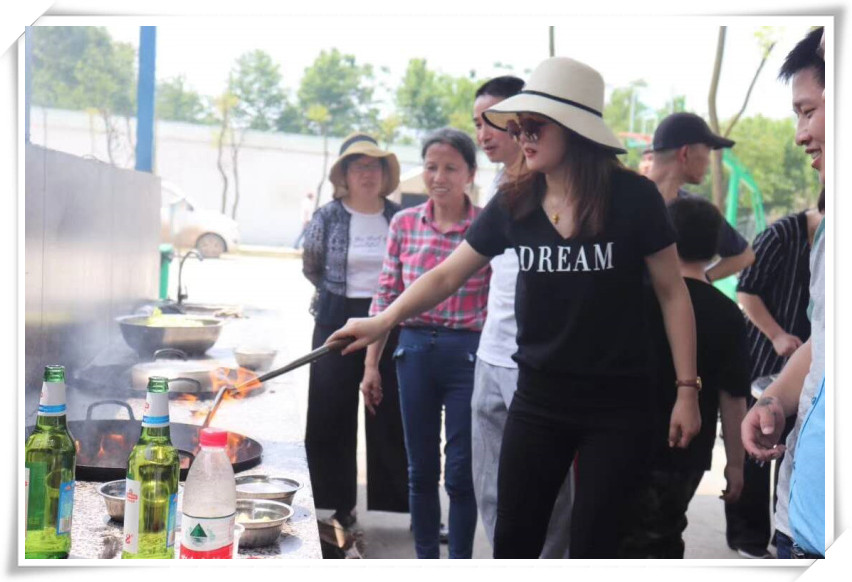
[117,314,223,357]
[25,401,262,482]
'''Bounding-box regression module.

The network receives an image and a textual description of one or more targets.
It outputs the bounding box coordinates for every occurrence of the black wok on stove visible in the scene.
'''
[25,401,263,482]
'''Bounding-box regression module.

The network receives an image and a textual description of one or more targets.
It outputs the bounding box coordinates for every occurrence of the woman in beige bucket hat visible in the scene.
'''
[327,58,700,558]
[302,133,409,528]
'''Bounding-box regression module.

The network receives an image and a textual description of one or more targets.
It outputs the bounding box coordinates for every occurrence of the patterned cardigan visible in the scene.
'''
[302,198,401,327]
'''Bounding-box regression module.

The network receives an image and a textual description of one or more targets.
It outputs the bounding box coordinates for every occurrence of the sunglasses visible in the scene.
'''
[505,117,549,143]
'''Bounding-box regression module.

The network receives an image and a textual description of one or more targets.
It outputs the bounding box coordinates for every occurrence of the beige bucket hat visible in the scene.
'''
[329,133,400,198]
[482,57,626,153]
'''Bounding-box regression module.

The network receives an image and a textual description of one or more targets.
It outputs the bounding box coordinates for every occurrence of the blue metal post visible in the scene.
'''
[135,26,156,172]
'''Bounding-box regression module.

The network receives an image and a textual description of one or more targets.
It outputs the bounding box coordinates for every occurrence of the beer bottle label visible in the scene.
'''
[179,513,236,559]
[38,381,66,416]
[142,391,170,428]
[56,480,74,535]
[123,478,142,554]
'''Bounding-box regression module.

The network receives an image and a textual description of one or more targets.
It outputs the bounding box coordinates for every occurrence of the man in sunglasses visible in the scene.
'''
[471,76,573,558]
[647,113,755,283]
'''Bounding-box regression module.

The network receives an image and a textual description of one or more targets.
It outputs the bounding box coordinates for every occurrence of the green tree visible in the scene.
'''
[444,72,479,136]
[726,115,821,217]
[396,59,449,131]
[32,26,137,165]
[396,60,483,136]
[603,79,649,135]
[229,50,286,131]
[603,80,653,169]
[376,114,402,149]
[297,48,376,137]
[156,75,210,124]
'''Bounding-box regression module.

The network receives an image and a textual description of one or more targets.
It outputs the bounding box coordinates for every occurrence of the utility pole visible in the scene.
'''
[549,27,555,57]
[135,26,157,173]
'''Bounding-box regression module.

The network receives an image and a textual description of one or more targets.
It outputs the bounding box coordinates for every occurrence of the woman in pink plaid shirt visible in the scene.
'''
[359,127,491,559]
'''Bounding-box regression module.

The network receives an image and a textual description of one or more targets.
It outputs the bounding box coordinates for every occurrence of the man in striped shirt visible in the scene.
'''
[725,205,822,558]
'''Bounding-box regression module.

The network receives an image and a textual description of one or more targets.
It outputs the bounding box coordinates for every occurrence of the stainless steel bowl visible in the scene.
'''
[235,499,293,548]
[98,480,126,521]
[235,475,302,506]
[97,480,184,522]
[234,347,277,371]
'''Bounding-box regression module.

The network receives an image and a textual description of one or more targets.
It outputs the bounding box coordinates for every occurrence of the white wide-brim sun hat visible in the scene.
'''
[482,57,626,154]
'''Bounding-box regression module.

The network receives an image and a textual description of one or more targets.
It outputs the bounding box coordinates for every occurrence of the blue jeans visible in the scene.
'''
[394,327,480,559]
[776,530,793,559]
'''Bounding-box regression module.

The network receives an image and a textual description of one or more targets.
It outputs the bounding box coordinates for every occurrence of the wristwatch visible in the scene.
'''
[675,377,703,392]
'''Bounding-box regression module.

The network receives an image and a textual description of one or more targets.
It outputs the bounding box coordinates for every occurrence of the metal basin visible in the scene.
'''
[98,479,184,522]
[235,499,293,547]
[117,314,223,357]
[235,475,302,506]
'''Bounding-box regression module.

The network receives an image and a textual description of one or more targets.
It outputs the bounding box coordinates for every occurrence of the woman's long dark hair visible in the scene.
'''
[501,125,622,238]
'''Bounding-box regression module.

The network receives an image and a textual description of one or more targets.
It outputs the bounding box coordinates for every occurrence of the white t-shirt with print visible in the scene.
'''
[476,170,519,369]
[343,202,388,298]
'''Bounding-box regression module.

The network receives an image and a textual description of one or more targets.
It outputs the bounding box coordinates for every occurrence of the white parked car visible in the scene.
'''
[160,181,240,258]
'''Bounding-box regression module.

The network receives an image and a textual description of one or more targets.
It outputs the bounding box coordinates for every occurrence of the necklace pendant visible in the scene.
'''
[552,213,559,225]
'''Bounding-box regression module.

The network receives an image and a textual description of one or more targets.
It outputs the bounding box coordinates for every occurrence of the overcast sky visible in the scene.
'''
[43,15,822,130]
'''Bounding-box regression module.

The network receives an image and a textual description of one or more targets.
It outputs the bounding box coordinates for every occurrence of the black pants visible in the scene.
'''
[724,395,795,552]
[618,467,705,558]
[304,298,409,514]
[493,390,652,559]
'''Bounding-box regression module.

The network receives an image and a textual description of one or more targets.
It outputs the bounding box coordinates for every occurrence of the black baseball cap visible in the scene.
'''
[651,112,735,152]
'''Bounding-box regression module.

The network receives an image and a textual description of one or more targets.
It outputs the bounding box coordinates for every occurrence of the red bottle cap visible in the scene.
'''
[199,428,228,447]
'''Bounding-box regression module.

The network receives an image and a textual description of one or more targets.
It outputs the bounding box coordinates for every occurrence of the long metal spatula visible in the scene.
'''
[201,337,355,429]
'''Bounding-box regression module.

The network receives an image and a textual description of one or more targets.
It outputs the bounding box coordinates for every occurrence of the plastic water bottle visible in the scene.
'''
[179,428,236,559]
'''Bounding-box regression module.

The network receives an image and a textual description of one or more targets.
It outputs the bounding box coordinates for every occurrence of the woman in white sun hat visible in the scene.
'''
[327,57,700,558]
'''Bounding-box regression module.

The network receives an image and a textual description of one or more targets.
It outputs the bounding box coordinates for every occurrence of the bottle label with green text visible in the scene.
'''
[142,391,170,428]
[56,481,74,535]
[38,381,66,416]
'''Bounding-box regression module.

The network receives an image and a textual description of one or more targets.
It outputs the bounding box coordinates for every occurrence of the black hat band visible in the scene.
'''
[339,134,378,155]
[519,90,602,118]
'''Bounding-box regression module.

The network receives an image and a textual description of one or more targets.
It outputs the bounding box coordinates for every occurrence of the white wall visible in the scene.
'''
[30,108,499,246]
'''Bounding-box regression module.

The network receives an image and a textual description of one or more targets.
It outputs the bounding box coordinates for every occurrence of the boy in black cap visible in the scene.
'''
[619,195,750,559]
[648,112,754,282]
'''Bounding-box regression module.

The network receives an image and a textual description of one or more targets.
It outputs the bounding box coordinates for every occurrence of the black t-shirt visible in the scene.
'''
[466,168,676,381]
[676,189,748,257]
[646,278,751,472]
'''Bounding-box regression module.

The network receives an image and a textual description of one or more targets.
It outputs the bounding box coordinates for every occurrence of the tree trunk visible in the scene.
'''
[724,42,776,137]
[230,130,243,220]
[217,116,229,214]
[315,127,328,211]
[708,26,726,211]
[101,110,116,166]
[124,115,137,168]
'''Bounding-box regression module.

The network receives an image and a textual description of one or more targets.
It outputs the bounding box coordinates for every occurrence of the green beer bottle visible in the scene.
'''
[25,365,76,559]
[122,376,179,559]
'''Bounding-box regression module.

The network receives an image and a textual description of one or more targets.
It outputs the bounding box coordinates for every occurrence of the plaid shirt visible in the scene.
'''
[369,197,491,331]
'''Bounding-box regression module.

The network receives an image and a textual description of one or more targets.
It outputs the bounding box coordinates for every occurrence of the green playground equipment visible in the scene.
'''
[714,149,767,300]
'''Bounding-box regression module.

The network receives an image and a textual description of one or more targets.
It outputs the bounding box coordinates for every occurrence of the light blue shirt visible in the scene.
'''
[788,377,825,556]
